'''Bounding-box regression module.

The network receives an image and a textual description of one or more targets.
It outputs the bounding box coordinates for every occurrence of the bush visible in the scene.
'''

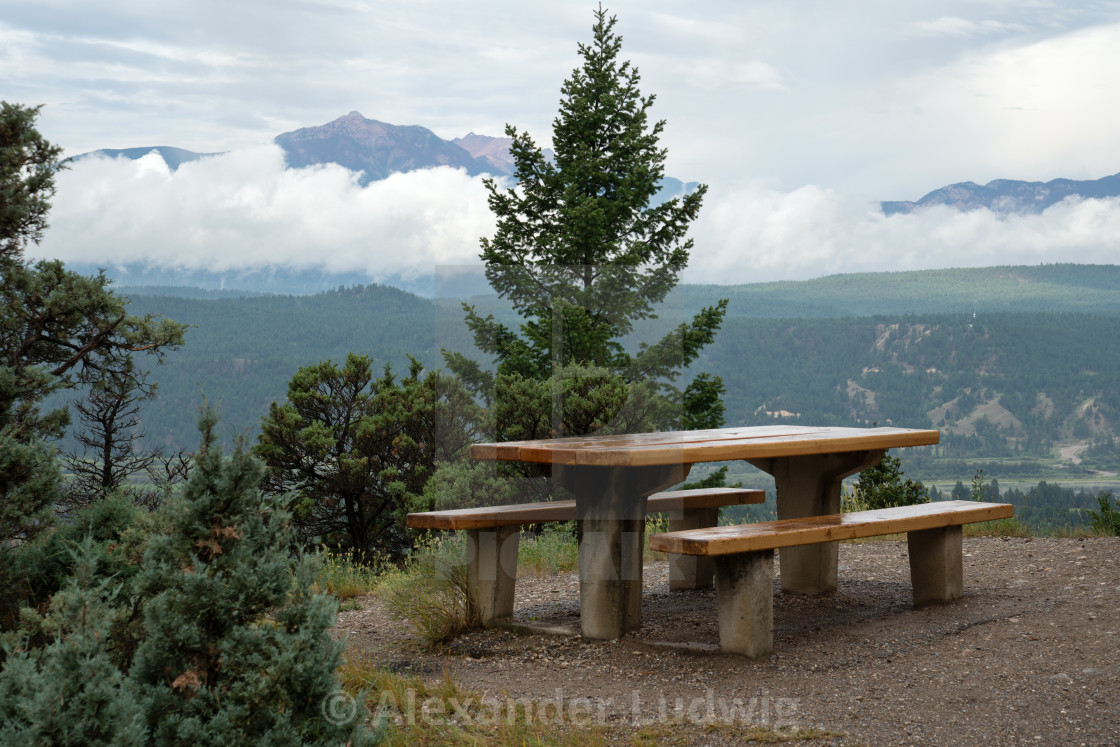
[1088,491,1120,536]
[0,539,147,746]
[15,493,142,612]
[0,414,379,745]
[379,534,477,646]
[851,453,929,511]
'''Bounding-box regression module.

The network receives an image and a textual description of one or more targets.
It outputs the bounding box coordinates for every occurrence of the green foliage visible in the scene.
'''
[1,414,376,744]
[1087,491,1120,536]
[415,460,521,513]
[851,453,929,511]
[128,411,376,745]
[14,493,141,616]
[0,102,64,260]
[0,431,63,628]
[1,259,186,441]
[257,353,477,560]
[446,8,727,434]
[679,465,739,491]
[0,539,147,747]
[682,373,726,431]
[0,432,59,543]
[491,364,662,443]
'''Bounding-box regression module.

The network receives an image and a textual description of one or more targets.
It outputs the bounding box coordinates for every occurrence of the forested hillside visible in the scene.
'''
[701,314,1120,469]
[116,284,449,448]
[88,266,1120,482]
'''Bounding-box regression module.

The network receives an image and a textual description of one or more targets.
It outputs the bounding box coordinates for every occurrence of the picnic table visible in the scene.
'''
[471,424,940,640]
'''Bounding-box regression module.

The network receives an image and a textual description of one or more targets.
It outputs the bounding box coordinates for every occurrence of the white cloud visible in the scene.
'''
[677,60,786,90]
[686,183,1120,284]
[34,147,496,282]
[910,16,1027,37]
[33,150,1120,289]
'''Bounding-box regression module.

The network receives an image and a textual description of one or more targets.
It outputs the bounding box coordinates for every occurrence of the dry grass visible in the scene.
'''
[315,550,384,600]
[519,524,580,576]
[962,517,1033,537]
[377,535,478,646]
[337,656,608,747]
[703,723,846,743]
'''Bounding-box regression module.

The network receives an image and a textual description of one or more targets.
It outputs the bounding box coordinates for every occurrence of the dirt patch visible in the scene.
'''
[337,537,1120,745]
[944,396,1022,437]
[1059,442,1090,465]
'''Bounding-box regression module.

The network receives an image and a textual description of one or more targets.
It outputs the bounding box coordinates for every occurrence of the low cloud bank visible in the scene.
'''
[34,147,1120,287]
[38,145,495,282]
[687,183,1120,284]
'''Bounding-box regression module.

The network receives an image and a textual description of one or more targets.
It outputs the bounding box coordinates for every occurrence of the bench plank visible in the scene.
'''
[649,500,1013,556]
[406,487,765,531]
[472,426,940,467]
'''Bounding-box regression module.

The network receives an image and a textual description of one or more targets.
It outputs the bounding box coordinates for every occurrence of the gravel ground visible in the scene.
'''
[337,536,1120,745]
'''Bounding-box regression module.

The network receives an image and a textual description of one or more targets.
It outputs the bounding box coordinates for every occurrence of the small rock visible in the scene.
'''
[1047,673,1073,684]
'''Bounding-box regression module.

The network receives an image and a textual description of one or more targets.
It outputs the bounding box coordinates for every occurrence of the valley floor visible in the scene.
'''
[337,537,1120,745]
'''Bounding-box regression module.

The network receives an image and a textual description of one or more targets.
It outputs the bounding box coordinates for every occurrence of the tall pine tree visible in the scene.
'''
[444,8,728,436]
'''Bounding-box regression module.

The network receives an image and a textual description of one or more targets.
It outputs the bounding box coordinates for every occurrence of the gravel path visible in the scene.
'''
[337,536,1120,745]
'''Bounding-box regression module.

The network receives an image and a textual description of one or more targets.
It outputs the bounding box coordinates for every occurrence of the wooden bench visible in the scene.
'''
[648,500,1014,657]
[406,487,765,623]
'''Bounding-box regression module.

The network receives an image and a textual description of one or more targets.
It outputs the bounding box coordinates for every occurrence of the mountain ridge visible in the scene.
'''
[882,172,1120,215]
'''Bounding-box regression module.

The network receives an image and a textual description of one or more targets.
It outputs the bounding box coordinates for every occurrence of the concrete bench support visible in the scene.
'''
[714,550,775,657]
[747,450,884,595]
[668,506,719,590]
[466,526,520,624]
[907,525,963,606]
[559,463,683,640]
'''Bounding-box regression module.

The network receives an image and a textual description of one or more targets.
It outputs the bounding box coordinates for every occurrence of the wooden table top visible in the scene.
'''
[470,425,940,467]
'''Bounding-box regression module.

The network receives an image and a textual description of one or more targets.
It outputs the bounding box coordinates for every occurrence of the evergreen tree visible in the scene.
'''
[0,539,147,746]
[63,359,162,511]
[444,8,727,434]
[0,102,186,546]
[1088,491,1120,536]
[130,412,375,745]
[951,480,970,502]
[853,452,929,510]
[0,102,61,261]
[257,354,478,559]
[681,373,726,431]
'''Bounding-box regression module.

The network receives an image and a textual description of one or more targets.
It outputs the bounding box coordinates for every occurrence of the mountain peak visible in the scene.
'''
[273,113,497,184]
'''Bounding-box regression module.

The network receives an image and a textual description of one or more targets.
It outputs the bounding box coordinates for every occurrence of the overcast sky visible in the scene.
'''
[6,0,1120,286]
